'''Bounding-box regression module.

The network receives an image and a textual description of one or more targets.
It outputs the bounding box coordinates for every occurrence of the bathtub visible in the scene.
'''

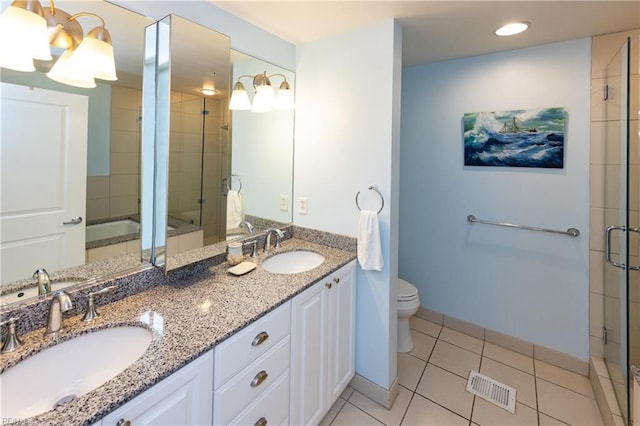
[86,219,140,243]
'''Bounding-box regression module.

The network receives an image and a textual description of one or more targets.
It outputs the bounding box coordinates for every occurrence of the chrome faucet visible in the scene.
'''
[33,268,51,295]
[239,220,255,235]
[264,228,284,253]
[46,290,73,336]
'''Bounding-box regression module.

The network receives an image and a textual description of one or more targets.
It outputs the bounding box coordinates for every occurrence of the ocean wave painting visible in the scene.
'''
[463,107,565,168]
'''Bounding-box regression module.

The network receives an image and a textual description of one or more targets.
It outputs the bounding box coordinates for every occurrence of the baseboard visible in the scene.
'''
[415,307,589,375]
[349,374,399,410]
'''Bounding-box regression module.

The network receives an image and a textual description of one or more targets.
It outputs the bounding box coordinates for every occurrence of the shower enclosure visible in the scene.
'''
[603,37,638,425]
[168,94,230,246]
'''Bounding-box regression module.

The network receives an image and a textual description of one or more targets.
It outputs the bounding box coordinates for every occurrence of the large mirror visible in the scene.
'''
[0,1,152,305]
[157,17,295,269]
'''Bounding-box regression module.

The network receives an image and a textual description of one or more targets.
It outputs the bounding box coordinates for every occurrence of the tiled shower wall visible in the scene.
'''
[86,85,141,221]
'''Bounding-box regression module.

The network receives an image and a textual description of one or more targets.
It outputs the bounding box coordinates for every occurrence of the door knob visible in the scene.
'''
[62,216,83,225]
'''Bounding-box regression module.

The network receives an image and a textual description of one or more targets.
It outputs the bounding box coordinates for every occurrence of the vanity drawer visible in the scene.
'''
[214,301,290,388]
[229,371,290,426]
[214,336,290,425]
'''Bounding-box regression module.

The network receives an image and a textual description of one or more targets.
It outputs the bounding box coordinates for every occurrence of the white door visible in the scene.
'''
[1,82,88,284]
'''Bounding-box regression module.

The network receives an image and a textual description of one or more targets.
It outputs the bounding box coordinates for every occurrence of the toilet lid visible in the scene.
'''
[397,279,418,301]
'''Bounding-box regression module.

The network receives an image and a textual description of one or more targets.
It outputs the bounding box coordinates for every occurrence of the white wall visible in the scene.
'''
[231,56,294,224]
[295,20,402,389]
[400,38,591,360]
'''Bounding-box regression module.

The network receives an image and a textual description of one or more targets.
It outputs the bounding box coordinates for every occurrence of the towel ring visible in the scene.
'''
[355,186,384,214]
[227,174,242,193]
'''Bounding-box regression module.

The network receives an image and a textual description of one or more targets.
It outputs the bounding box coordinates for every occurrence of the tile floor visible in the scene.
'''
[320,317,604,426]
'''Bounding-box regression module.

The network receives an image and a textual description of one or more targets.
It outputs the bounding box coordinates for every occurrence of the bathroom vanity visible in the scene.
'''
[0,236,356,425]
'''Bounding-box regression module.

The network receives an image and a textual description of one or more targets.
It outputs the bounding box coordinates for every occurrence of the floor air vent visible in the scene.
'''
[466,371,517,414]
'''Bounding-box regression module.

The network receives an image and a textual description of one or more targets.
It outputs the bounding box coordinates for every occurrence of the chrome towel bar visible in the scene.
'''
[356,185,384,214]
[467,214,580,237]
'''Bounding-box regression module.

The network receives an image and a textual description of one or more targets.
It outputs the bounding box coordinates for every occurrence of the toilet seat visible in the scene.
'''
[397,279,418,302]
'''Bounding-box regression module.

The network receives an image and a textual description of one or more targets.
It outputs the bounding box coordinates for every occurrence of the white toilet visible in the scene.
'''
[397,279,420,353]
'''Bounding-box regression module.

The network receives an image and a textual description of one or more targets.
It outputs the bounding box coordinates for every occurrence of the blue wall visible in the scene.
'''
[399,38,592,360]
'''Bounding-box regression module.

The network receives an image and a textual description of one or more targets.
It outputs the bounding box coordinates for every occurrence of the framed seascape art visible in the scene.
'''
[463,107,566,168]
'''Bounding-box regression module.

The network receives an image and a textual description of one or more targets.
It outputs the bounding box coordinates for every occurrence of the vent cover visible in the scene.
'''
[466,371,517,414]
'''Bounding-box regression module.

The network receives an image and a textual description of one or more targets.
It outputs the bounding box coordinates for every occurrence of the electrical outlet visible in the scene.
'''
[298,197,308,215]
[280,194,289,211]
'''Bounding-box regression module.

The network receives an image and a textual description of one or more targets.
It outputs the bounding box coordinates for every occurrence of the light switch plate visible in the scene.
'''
[298,197,308,215]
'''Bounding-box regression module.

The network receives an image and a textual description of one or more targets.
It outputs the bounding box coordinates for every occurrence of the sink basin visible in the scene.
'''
[0,326,152,420]
[262,250,325,274]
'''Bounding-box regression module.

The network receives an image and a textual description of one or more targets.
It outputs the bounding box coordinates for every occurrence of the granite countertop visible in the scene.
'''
[0,238,356,425]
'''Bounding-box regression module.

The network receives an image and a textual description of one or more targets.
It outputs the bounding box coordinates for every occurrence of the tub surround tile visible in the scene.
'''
[0,235,357,425]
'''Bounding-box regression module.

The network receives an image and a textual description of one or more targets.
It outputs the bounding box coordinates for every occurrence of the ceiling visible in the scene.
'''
[209,1,640,67]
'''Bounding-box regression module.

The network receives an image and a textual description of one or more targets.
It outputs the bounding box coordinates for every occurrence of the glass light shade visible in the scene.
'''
[274,88,295,110]
[229,88,251,110]
[495,22,530,36]
[0,49,35,72]
[46,49,96,88]
[0,5,51,67]
[68,35,117,81]
[251,85,275,112]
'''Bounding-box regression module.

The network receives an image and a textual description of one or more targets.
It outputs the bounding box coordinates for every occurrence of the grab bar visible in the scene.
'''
[467,214,580,237]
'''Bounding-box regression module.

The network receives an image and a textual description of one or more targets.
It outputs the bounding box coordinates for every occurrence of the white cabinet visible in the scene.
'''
[213,301,291,425]
[290,260,356,425]
[100,350,213,426]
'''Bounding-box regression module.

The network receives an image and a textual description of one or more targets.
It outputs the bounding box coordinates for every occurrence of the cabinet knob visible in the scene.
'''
[255,417,268,426]
[251,331,269,346]
[325,282,332,289]
[333,277,340,284]
[116,420,131,426]
[250,370,268,387]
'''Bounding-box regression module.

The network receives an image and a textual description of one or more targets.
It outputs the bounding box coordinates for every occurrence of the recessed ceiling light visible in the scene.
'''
[200,88,217,96]
[495,21,530,37]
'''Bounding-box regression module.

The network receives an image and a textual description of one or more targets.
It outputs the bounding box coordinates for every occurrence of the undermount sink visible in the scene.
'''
[262,250,325,274]
[0,326,152,420]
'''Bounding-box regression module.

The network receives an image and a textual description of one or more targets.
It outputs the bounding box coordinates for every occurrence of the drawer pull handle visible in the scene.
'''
[255,417,268,426]
[325,282,332,289]
[116,420,131,426]
[250,370,268,387]
[333,277,340,284]
[252,331,269,346]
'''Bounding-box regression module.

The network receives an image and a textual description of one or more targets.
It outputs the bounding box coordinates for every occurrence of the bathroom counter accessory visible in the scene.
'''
[227,261,257,276]
[0,237,356,426]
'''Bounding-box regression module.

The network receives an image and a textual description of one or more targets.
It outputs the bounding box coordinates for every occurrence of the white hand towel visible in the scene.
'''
[357,210,384,271]
[226,190,243,230]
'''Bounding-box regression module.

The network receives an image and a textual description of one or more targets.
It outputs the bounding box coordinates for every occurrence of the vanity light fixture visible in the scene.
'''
[229,71,295,112]
[0,0,117,87]
[495,21,530,37]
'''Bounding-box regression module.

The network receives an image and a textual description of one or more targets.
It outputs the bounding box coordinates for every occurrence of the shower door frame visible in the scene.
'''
[603,37,633,425]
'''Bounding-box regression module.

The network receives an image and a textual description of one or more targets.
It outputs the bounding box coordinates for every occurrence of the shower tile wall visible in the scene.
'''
[589,28,640,423]
[168,91,204,225]
[87,85,141,221]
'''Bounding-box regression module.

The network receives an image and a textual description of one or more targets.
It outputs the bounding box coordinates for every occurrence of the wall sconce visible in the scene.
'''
[0,0,117,88]
[229,71,294,112]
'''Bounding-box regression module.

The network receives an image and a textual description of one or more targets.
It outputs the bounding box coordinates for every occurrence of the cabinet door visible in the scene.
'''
[290,281,327,426]
[101,351,213,426]
[327,260,356,403]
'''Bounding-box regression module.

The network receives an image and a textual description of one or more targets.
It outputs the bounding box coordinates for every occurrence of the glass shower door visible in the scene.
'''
[603,38,633,425]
